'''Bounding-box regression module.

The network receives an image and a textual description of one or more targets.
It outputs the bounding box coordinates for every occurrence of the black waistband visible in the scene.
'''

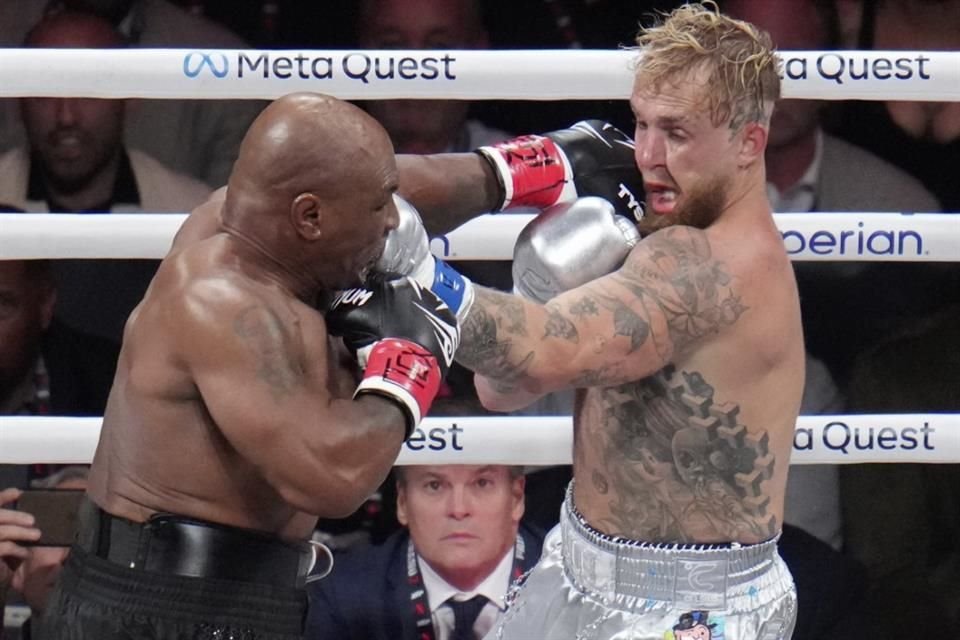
[75,497,314,589]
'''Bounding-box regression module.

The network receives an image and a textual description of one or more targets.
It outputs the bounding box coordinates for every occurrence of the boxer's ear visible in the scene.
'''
[291,192,324,240]
[737,121,768,169]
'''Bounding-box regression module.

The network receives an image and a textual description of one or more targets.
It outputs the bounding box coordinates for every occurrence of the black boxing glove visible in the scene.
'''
[327,277,459,437]
[476,120,646,223]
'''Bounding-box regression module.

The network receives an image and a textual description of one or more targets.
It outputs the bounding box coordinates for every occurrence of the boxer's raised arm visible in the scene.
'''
[397,153,499,235]
[397,120,644,237]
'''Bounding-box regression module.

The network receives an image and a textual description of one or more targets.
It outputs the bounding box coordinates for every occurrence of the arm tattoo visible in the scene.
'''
[568,296,599,320]
[571,364,624,387]
[233,305,302,401]
[457,297,540,393]
[498,297,528,337]
[609,299,651,353]
[543,303,578,342]
[614,227,747,354]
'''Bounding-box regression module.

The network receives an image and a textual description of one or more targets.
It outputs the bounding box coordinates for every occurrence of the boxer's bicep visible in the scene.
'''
[192,301,309,446]
[186,299,329,508]
[565,227,747,383]
[187,298,404,516]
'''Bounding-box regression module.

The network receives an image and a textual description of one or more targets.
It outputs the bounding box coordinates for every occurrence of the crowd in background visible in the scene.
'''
[1,1,959,638]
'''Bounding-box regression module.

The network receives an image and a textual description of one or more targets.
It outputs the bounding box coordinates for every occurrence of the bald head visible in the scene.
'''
[228,93,393,210]
[24,10,128,48]
[224,93,400,290]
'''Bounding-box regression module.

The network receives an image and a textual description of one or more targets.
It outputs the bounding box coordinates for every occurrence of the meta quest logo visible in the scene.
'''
[181,50,458,82]
[183,51,229,79]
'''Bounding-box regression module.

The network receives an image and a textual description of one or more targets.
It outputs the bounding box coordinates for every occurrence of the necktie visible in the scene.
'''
[448,595,488,640]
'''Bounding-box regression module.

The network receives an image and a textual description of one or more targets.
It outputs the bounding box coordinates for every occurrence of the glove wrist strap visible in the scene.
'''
[478,135,574,209]
[355,338,442,439]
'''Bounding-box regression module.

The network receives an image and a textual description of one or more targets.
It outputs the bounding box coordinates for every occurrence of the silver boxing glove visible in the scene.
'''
[512,196,640,303]
[376,195,474,321]
[376,194,433,282]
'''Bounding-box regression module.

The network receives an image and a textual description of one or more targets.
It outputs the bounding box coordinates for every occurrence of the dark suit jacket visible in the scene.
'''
[778,523,872,639]
[305,524,544,640]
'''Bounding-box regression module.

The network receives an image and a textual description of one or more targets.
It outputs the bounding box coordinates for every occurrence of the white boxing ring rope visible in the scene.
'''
[2,211,958,466]
[1,47,958,467]
[0,49,958,102]
[1,415,958,466]
[1,211,958,262]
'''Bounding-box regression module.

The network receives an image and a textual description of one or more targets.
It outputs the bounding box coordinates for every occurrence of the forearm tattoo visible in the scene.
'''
[457,293,539,393]
[543,303,578,342]
[233,305,303,401]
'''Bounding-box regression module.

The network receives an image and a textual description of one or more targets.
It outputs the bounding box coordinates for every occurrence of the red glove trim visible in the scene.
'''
[483,135,569,209]
[355,338,442,437]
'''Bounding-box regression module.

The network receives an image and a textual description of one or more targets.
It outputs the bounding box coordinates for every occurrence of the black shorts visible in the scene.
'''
[35,547,306,639]
[33,499,309,639]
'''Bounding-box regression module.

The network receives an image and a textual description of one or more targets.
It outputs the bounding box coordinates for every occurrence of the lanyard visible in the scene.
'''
[406,534,526,640]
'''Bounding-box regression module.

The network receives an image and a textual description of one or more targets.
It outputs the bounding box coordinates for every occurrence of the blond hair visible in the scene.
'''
[634,2,780,131]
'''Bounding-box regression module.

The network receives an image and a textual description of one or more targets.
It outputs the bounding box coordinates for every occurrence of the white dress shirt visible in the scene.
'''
[418,548,515,640]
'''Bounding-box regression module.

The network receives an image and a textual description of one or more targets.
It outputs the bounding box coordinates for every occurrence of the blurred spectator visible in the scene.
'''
[0,258,116,491]
[309,370,494,552]
[1,466,89,640]
[306,463,542,640]
[310,374,568,552]
[721,0,950,391]
[0,0,266,188]
[831,0,960,212]
[839,303,960,633]
[0,11,212,346]
[356,0,511,154]
[787,353,845,550]
[776,523,872,638]
[778,354,879,639]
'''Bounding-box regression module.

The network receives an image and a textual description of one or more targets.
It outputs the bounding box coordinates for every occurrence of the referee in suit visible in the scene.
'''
[306,464,543,640]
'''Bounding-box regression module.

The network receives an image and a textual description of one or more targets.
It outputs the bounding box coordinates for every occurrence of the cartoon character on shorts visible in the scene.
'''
[664,610,725,640]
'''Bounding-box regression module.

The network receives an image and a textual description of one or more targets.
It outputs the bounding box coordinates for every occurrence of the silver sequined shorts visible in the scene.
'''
[486,486,796,640]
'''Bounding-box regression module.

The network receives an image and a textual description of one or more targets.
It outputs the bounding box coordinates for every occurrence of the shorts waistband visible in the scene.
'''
[75,497,315,589]
[561,487,781,610]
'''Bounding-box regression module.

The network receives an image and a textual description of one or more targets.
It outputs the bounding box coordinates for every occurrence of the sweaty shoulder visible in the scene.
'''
[152,241,302,354]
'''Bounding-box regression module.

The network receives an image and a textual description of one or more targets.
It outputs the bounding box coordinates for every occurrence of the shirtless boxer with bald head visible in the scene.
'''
[35,93,459,639]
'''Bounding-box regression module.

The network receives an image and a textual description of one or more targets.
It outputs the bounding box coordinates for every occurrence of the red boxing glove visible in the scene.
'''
[479,134,572,210]
[476,120,646,223]
[356,338,443,435]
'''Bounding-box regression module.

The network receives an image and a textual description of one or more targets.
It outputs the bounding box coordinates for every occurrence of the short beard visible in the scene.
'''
[645,174,728,233]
